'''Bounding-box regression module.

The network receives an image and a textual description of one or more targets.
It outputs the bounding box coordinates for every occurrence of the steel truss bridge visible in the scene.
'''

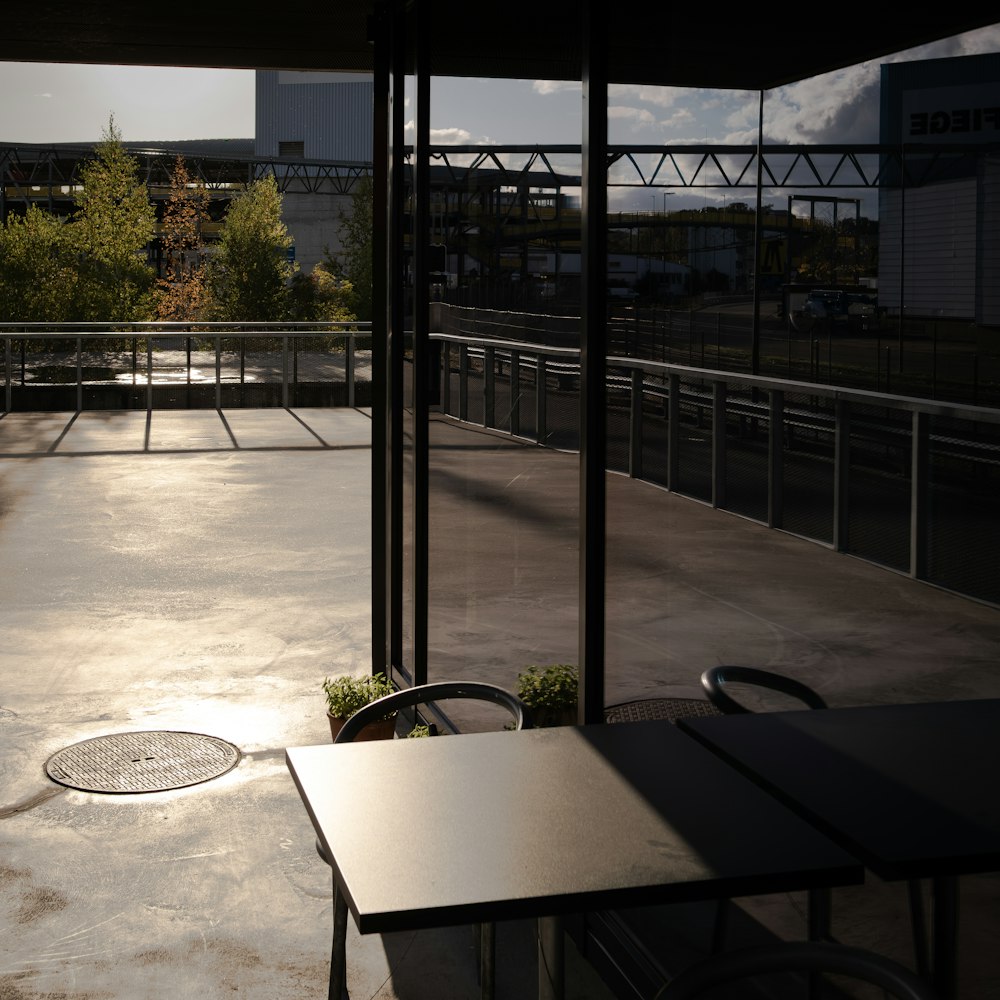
[1,140,994,277]
[2,140,994,203]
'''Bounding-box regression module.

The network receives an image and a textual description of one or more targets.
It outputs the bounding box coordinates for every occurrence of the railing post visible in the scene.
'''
[768,389,784,529]
[536,355,547,444]
[76,337,83,412]
[833,398,850,552]
[459,343,469,422]
[346,332,355,408]
[484,344,495,428]
[910,409,930,580]
[4,337,11,413]
[712,380,727,509]
[667,372,680,491]
[215,337,222,410]
[510,349,521,437]
[441,341,452,415]
[146,335,153,413]
[629,368,643,479]
[282,335,289,408]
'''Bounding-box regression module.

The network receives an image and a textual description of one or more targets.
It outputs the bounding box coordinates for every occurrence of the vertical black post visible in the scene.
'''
[412,0,431,687]
[371,4,389,677]
[751,89,763,377]
[389,1,406,675]
[910,410,929,581]
[580,1,607,725]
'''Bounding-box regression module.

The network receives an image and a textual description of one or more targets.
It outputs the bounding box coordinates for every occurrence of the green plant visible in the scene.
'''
[322,671,394,720]
[516,664,578,710]
[407,723,432,738]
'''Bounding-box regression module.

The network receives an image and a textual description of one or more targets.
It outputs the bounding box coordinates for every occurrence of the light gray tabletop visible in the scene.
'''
[286,720,861,935]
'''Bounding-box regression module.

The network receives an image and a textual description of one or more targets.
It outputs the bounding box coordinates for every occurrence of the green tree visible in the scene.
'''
[71,115,157,321]
[326,174,373,321]
[0,205,78,321]
[206,175,295,321]
[156,155,210,321]
[289,263,357,323]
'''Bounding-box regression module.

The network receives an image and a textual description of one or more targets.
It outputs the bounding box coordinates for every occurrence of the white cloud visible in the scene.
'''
[533,80,577,96]
[404,121,494,145]
[608,106,656,125]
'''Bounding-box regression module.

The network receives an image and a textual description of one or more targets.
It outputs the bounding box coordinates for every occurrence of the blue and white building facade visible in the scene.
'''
[879,53,1000,325]
[255,71,374,272]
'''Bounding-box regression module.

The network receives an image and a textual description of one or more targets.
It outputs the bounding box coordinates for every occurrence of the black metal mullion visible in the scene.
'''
[412,0,430,687]
[580,2,608,726]
[388,0,406,677]
[371,2,389,678]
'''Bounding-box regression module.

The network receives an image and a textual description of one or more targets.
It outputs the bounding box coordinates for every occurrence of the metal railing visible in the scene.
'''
[433,329,1000,608]
[1,322,372,413]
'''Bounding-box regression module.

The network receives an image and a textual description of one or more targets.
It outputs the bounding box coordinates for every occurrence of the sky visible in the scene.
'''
[0,22,998,213]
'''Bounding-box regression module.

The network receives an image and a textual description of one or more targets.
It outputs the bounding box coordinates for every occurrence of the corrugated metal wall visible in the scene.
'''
[979,156,1000,327]
[255,70,373,163]
[879,178,978,319]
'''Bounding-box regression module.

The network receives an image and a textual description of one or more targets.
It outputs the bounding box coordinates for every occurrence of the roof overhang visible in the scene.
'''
[1,5,996,91]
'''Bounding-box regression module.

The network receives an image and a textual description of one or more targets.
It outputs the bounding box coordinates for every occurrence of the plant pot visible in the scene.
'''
[328,711,398,742]
[531,705,577,728]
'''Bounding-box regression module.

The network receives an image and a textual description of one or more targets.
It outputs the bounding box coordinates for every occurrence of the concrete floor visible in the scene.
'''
[1,407,998,999]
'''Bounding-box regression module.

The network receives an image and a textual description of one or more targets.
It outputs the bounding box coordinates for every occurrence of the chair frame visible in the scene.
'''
[656,941,939,999]
[701,665,828,715]
[322,680,533,1000]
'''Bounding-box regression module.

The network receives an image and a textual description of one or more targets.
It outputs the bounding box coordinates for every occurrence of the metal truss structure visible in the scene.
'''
[3,140,995,205]
[0,143,373,217]
[421,141,1000,191]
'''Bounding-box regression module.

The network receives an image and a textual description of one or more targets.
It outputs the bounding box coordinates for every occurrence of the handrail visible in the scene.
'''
[431,329,1000,426]
[431,327,1000,608]
[2,325,372,413]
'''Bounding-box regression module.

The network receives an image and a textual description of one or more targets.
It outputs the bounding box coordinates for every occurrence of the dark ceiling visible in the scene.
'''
[1,5,997,91]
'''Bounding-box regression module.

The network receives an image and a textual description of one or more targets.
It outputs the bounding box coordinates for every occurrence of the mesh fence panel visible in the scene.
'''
[926,415,1000,604]
[723,381,769,523]
[674,376,712,502]
[640,371,669,487]
[780,391,835,544]
[605,367,631,475]
[845,402,911,572]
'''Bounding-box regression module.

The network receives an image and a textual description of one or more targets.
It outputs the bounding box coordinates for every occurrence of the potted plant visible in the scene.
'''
[322,671,396,742]
[516,663,579,727]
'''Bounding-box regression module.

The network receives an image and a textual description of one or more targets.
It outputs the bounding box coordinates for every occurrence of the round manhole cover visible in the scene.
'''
[45,731,241,794]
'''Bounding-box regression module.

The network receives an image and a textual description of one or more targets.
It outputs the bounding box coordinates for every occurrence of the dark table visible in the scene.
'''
[287,720,862,1000]
[679,698,1000,999]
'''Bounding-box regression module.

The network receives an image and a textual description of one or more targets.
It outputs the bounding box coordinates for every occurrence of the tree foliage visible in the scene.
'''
[289,263,357,323]
[0,206,78,321]
[71,116,157,321]
[326,175,373,321]
[206,175,296,321]
[157,155,210,321]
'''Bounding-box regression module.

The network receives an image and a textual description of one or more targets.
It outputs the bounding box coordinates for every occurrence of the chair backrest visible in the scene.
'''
[658,942,938,1000]
[701,665,828,715]
[335,680,533,744]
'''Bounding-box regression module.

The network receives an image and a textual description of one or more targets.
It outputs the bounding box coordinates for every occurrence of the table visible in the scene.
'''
[679,698,1000,999]
[286,720,862,1000]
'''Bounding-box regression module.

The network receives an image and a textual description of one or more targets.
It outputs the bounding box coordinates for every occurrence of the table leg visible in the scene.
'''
[330,885,348,1000]
[931,875,959,1000]
[538,915,565,1000]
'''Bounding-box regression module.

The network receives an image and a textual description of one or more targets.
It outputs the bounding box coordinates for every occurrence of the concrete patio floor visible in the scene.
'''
[1,407,998,999]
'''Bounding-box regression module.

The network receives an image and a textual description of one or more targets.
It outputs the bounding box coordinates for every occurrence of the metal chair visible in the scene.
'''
[656,941,939,999]
[701,664,828,715]
[700,666,932,980]
[699,666,832,950]
[318,680,533,1000]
